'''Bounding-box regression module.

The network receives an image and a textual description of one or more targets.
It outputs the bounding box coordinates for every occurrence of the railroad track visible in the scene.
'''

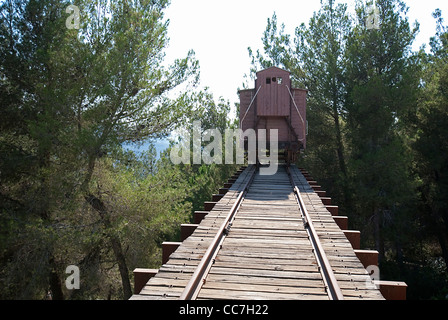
[131,165,385,300]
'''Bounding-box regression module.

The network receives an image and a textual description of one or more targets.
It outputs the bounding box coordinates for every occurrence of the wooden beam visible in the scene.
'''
[343,230,361,249]
[133,269,158,294]
[212,194,224,202]
[204,201,217,211]
[354,249,379,268]
[162,242,182,264]
[194,211,208,224]
[326,205,338,216]
[333,216,348,230]
[181,224,199,241]
[374,281,407,300]
[316,190,327,197]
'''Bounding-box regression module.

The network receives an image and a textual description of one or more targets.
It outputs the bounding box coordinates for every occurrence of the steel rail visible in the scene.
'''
[179,166,256,300]
[287,167,344,300]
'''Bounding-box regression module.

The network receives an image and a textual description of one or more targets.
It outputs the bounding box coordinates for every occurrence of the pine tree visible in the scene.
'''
[293,0,352,209]
[344,0,420,262]
[412,9,448,269]
[0,0,199,299]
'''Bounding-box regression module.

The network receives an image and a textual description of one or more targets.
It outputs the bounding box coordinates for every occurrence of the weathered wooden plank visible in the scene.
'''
[208,266,323,281]
[222,238,312,247]
[130,294,178,300]
[212,260,320,273]
[204,273,324,289]
[213,255,318,266]
[140,285,184,296]
[219,245,315,257]
[224,228,308,237]
[198,288,328,300]
[217,248,316,260]
[202,280,327,296]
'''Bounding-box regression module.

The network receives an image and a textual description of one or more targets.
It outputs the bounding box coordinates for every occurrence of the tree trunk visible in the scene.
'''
[85,194,132,300]
[109,233,133,299]
[373,207,385,264]
[437,231,448,272]
[332,98,347,179]
[332,100,354,213]
[435,210,448,272]
[48,255,64,300]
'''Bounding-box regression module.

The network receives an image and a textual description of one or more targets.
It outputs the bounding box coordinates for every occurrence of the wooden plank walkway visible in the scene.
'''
[130,165,384,300]
[289,166,384,300]
[198,168,327,300]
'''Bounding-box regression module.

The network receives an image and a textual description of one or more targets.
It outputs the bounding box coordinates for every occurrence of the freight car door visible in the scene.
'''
[256,68,291,117]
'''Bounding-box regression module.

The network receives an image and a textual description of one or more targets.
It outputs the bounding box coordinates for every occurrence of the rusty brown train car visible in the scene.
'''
[239,66,307,163]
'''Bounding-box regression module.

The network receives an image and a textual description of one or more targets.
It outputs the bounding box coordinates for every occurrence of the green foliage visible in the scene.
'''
[166,90,240,214]
[248,12,293,78]
[0,0,234,300]
[410,10,448,296]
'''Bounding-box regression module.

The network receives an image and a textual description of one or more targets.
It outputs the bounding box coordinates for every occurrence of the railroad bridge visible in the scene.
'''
[130,165,407,300]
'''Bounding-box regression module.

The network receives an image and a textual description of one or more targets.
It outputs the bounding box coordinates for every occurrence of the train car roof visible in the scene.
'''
[238,66,309,92]
[256,66,291,75]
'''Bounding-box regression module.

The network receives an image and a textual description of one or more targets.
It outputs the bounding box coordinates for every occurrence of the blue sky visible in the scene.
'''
[164,0,446,112]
